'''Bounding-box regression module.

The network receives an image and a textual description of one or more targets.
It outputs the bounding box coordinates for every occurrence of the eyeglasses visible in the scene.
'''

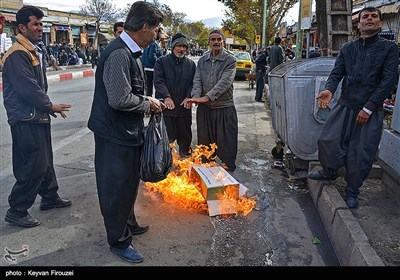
[210,37,222,42]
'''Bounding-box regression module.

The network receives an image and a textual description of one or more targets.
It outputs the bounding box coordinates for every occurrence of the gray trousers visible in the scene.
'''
[318,104,384,198]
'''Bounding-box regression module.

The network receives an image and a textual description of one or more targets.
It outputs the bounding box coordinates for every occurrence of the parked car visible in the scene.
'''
[233,51,253,79]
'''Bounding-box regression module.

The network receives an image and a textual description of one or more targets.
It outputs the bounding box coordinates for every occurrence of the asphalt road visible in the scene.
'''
[0,76,339,272]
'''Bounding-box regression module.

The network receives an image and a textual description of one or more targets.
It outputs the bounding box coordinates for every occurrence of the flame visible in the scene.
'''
[144,143,257,216]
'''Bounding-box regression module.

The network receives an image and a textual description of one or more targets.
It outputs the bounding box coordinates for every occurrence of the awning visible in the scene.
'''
[98,32,114,44]
[379,3,400,14]
[2,13,16,22]
[352,3,400,21]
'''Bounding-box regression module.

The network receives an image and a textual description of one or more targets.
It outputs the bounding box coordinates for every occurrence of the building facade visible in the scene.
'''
[1,0,106,53]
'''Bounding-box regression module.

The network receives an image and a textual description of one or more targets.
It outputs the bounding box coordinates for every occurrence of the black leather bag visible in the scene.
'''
[140,113,173,182]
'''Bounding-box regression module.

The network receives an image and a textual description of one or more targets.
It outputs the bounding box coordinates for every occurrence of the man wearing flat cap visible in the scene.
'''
[154,33,196,157]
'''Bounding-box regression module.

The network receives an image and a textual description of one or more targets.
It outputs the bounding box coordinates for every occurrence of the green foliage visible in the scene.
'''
[221,0,297,46]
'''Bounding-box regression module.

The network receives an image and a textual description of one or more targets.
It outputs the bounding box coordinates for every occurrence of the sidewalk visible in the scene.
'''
[0,64,94,91]
[307,161,400,266]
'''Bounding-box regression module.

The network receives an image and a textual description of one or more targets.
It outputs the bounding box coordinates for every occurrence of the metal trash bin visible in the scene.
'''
[268,58,341,174]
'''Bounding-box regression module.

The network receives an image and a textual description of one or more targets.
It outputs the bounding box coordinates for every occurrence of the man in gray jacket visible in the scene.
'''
[183,30,238,172]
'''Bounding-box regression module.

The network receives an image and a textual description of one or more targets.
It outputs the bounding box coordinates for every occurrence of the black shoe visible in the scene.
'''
[5,209,41,227]
[39,197,72,211]
[255,99,264,103]
[110,245,144,263]
[307,170,337,181]
[345,196,359,209]
[130,225,149,235]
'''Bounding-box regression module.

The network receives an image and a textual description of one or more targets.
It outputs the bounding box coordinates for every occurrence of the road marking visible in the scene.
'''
[0,128,92,181]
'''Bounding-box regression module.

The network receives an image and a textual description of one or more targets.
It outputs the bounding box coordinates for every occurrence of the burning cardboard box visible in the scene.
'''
[190,165,248,216]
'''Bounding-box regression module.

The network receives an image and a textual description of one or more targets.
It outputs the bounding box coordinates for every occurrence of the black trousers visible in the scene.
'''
[196,105,238,171]
[9,122,59,215]
[145,70,154,97]
[164,111,192,156]
[94,135,142,249]
[255,71,265,101]
[318,104,384,198]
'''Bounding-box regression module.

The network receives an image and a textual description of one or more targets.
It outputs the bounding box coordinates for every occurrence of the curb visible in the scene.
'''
[0,69,95,89]
[47,69,94,85]
[308,162,384,266]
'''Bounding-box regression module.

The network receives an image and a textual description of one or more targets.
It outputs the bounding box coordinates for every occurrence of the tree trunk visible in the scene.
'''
[316,0,328,57]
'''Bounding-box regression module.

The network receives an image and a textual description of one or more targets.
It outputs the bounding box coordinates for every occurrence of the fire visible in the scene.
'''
[144,144,257,216]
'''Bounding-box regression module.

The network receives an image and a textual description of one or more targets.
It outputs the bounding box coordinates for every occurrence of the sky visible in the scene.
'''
[24,0,227,21]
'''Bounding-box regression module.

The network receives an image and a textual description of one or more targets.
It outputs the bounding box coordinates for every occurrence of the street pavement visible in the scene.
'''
[0,62,399,268]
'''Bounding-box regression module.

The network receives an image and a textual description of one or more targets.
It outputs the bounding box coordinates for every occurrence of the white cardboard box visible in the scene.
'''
[190,165,248,216]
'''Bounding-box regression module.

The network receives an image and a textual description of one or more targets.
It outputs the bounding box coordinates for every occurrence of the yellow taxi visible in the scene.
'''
[232,51,253,79]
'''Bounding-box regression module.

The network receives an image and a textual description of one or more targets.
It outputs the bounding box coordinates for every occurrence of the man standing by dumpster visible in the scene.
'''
[255,48,268,102]
[308,7,398,209]
[268,37,284,71]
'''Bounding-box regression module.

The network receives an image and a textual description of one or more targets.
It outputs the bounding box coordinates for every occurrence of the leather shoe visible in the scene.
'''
[345,196,359,209]
[308,170,337,181]
[110,245,144,263]
[5,209,41,227]
[130,225,149,235]
[40,197,72,211]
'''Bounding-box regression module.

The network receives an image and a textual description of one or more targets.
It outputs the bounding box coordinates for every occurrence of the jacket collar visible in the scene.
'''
[358,33,380,46]
[204,48,229,62]
[15,34,37,53]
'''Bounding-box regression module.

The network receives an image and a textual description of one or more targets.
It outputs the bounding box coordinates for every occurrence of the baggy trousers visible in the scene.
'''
[94,135,142,249]
[9,122,59,215]
[318,104,384,198]
[164,110,192,156]
[196,104,238,172]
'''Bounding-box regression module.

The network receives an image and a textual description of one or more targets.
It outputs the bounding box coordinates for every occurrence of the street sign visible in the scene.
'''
[255,34,261,44]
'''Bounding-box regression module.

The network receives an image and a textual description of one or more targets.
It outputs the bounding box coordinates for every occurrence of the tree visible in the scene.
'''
[221,0,297,46]
[119,0,212,51]
[79,0,120,48]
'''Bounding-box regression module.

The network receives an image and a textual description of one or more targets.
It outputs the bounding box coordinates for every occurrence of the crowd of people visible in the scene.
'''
[32,41,99,70]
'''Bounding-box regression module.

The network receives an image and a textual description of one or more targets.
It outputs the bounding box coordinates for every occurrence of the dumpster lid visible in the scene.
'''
[270,60,305,76]
[269,58,337,77]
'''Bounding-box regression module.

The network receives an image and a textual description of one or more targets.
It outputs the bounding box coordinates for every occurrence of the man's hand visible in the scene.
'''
[164,97,175,110]
[148,97,165,113]
[182,96,210,107]
[316,90,333,109]
[51,103,71,119]
[356,109,370,125]
[181,98,193,109]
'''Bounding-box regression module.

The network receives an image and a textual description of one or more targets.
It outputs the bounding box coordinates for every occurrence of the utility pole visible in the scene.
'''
[262,0,267,49]
[295,1,303,59]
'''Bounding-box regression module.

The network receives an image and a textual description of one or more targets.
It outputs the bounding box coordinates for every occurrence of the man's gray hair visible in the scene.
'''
[124,1,164,32]
[209,29,224,40]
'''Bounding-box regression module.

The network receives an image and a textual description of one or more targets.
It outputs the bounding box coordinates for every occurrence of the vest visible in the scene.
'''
[88,38,146,146]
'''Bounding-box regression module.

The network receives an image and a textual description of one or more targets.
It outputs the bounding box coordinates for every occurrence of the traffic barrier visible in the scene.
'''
[83,70,93,77]
[0,69,94,90]
[60,73,73,81]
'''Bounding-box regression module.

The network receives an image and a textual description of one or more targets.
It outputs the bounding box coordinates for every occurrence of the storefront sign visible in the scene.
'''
[301,0,312,30]
[80,33,88,46]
